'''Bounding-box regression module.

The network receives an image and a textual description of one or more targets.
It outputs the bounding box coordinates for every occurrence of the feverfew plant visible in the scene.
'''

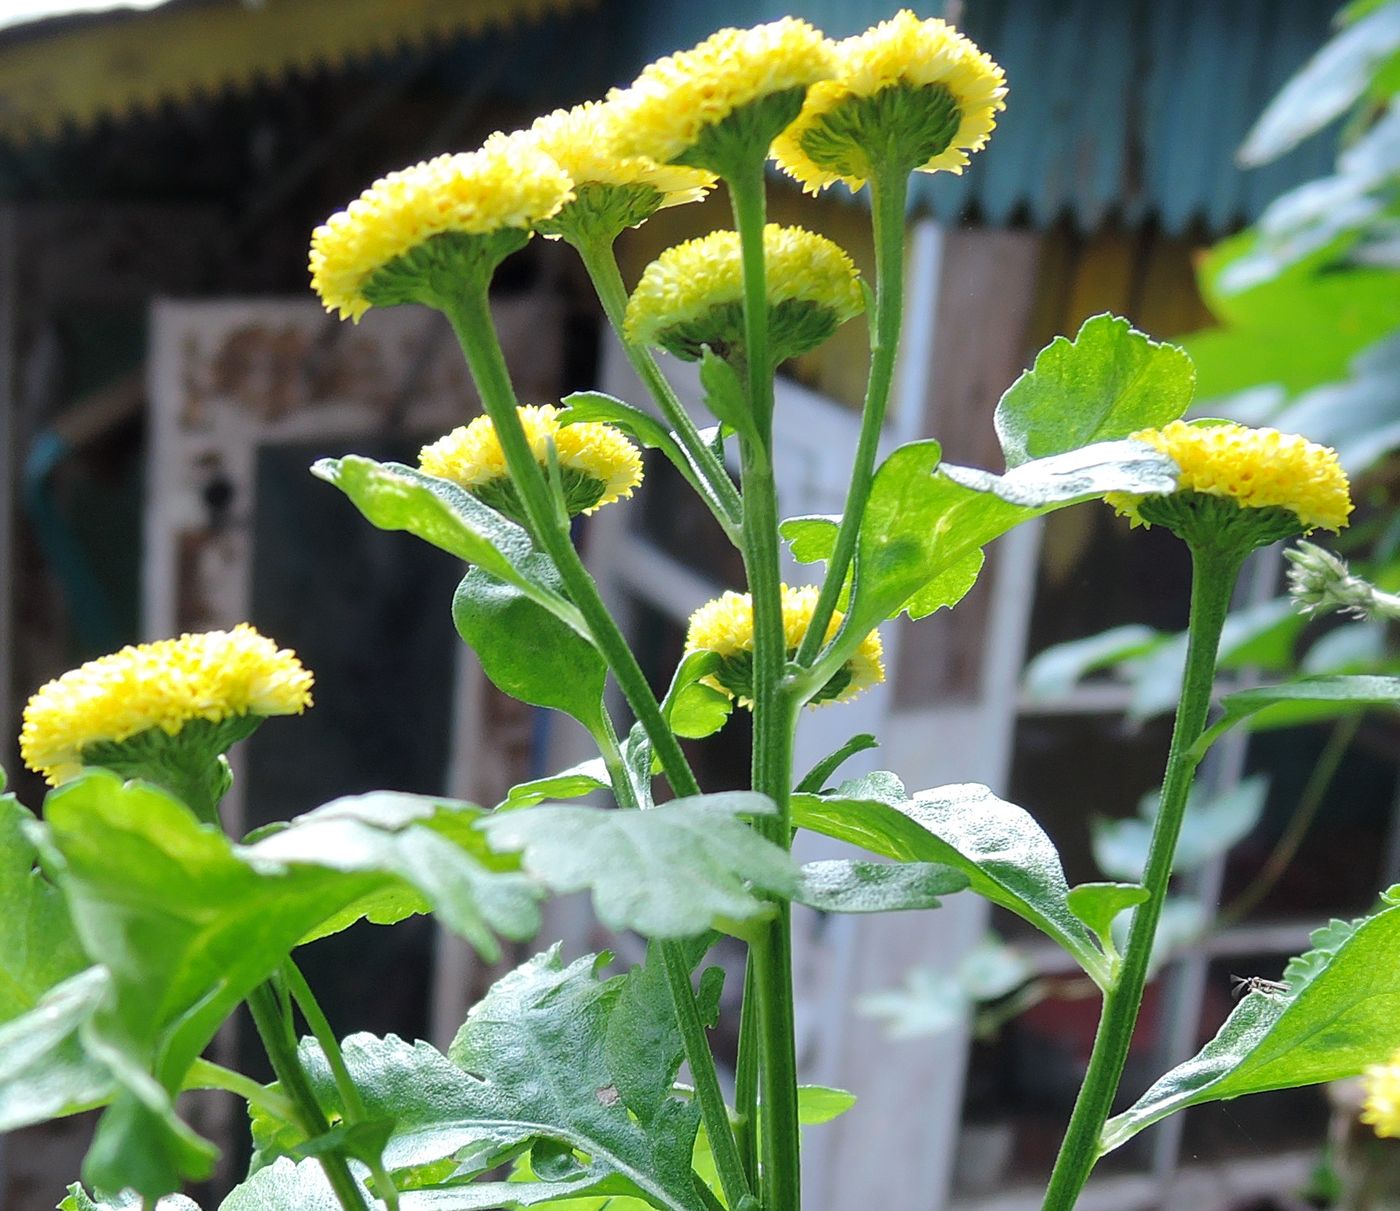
[4,12,1400,1211]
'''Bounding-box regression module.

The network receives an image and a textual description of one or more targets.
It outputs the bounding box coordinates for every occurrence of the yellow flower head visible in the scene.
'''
[419,404,643,521]
[685,584,884,707]
[1362,1048,1400,1139]
[624,223,864,363]
[526,101,715,229]
[774,10,1006,193]
[1106,421,1353,535]
[309,134,573,321]
[21,625,314,785]
[608,18,836,168]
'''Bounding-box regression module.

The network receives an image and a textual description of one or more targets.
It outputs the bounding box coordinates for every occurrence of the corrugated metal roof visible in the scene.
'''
[620,0,1341,235]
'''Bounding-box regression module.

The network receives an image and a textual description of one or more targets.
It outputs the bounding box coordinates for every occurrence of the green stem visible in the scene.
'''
[185,1057,297,1123]
[734,954,760,1187]
[246,983,372,1211]
[727,157,801,1211]
[590,719,754,1211]
[574,234,744,537]
[441,285,701,801]
[282,960,400,1211]
[794,167,909,671]
[1041,544,1243,1211]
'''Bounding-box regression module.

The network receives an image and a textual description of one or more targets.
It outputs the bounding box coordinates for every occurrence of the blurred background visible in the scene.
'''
[1,0,1398,1208]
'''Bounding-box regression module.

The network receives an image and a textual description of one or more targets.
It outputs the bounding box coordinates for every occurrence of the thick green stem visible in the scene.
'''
[591,718,753,1211]
[282,960,400,1211]
[727,158,801,1211]
[574,235,743,537]
[441,286,701,801]
[1041,544,1243,1211]
[246,983,371,1211]
[795,168,909,670]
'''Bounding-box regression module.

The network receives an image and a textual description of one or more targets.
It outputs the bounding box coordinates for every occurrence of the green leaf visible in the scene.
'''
[817,440,1175,678]
[993,315,1194,469]
[301,949,709,1210]
[0,966,114,1131]
[780,514,840,565]
[0,792,88,1022]
[454,568,608,734]
[1102,901,1400,1153]
[220,1157,370,1211]
[1238,2,1400,165]
[1067,883,1149,949]
[797,1086,857,1125]
[661,650,733,740]
[35,771,534,1198]
[795,733,878,794]
[312,456,586,634]
[480,793,797,937]
[497,760,610,811]
[60,1183,201,1211]
[903,548,985,619]
[1193,674,1400,758]
[792,859,969,913]
[791,775,1109,988]
[860,936,1033,1039]
[244,791,541,959]
[698,348,755,439]
[1092,778,1269,881]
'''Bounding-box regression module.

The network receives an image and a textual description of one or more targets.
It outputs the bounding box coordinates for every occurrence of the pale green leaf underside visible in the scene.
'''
[791,775,1109,988]
[793,859,969,913]
[1103,901,1400,1152]
[480,793,795,937]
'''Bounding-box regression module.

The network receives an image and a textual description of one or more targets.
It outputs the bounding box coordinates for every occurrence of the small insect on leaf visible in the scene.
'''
[1229,974,1288,1000]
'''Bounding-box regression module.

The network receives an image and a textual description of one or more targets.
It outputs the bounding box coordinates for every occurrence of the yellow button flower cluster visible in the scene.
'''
[419,404,644,518]
[624,224,864,363]
[773,9,1007,193]
[686,584,884,707]
[309,134,573,321]
[608,17,836,167]
[21,624,313,785]
[1107,420,1353,534]
[1362,1048,1400,1138]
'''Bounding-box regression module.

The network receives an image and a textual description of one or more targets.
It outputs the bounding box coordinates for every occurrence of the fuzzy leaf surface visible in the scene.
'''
[791,774,1107,987]
[286,949,710,1210]
[1103,900,1400,1152]
[793,859,969,913]
[994,314,1194,468]
[480,793,796,937]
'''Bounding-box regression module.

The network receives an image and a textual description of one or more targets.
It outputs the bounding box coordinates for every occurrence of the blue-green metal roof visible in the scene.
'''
[616,0,1341,235]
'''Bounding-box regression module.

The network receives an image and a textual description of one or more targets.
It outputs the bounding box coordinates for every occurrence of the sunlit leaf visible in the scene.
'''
[1102,901,1400,1152]
[453,568,608,735]
[1193,674,1400,757]
[480,793,796,937]
[661,650,733,740]
[1067,883,1149,949]
[795,733,878,794]
[59,1183,200,1211]
[994,315,1194,469]
[497,761,611,811]
[792,774,1109,988]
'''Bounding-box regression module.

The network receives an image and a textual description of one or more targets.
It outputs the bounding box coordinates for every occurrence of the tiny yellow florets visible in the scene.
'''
[624,223,864,355]
[608,17,836,165]
[525,101,715,209]
[1106,421,1353,533]
[418,404,643,515]
[20,625,314,785]
[309,134,573,321]
[773,10,1007,192]
[1361,1048,1400,1139]
[685,584,884,708]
